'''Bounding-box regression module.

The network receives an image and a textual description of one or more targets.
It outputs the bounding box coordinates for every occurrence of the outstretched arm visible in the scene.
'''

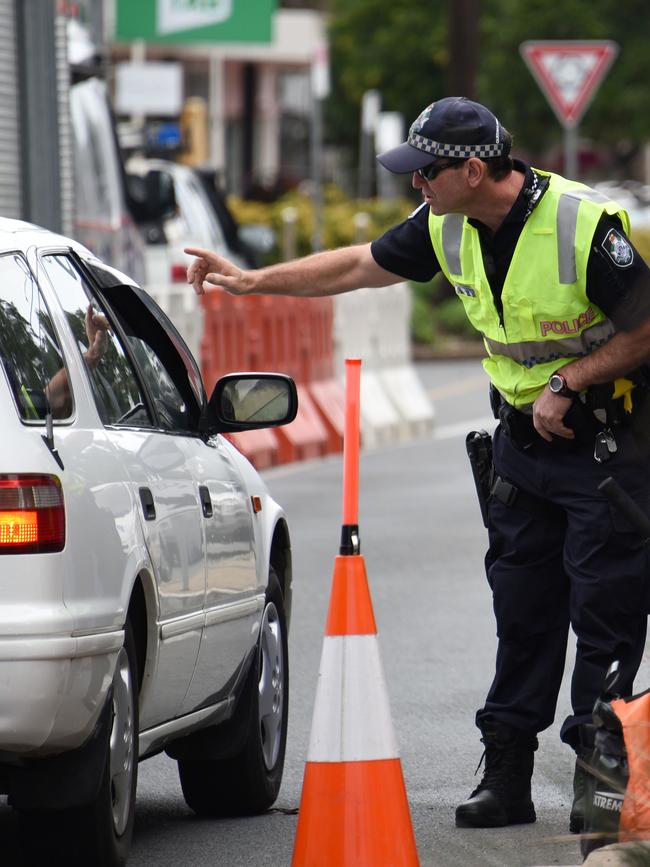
[185,243,402,298]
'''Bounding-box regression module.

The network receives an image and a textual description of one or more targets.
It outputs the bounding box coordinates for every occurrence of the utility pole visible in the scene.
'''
[311,40,329,251]
[447,0,479,98]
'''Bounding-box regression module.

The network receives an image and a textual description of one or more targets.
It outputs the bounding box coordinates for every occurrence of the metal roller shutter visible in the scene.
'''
[0,0,22,218]
[55,13,74,238]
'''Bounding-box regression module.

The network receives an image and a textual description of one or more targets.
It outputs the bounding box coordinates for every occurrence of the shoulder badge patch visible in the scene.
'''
[602,228,634,268]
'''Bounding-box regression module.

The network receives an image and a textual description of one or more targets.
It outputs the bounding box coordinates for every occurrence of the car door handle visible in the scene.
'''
[139,487,156,521]
[198,485,213,518]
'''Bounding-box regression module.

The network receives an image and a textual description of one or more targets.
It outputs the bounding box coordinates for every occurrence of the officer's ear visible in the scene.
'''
[466,157,487,188]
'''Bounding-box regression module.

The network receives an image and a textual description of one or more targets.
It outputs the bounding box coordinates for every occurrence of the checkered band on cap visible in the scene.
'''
[408,132,505,158]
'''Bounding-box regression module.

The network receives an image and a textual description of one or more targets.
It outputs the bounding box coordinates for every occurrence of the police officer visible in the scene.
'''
[185,96,650,833]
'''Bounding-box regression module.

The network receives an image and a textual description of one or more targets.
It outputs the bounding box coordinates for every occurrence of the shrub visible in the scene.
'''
[410,273,481,348]
[227,186,413,262]
[631,228,650,263]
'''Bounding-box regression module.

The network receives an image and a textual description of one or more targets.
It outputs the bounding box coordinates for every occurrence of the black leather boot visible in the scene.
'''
[455,720,538,828]
[569,724,596,834]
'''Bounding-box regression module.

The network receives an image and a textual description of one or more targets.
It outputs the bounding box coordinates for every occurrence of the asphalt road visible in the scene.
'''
[125,358,586,867]
[4,359,646,866]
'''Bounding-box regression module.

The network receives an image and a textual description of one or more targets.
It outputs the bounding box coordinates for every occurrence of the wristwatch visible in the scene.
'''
[548,371,578,399]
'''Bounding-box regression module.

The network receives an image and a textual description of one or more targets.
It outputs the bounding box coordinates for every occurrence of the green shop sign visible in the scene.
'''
[116,0,276,44]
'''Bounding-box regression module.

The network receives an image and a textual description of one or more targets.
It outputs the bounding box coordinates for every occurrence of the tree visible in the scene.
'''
[478,0,650,161]
[325,0,650,172]
[325,0,447,156]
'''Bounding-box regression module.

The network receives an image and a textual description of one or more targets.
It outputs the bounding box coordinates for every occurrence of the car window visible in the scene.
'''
[40,254,153,428]
[99,285,203,434]
[0,253,72,422]
[171,169,227,249]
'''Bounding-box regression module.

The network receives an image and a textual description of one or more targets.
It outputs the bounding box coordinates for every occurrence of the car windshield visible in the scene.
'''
[0,253,69,422]
[171,169,227,248]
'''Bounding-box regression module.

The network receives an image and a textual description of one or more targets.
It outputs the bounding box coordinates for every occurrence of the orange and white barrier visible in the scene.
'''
[292,360,420,867]
[292,555,420,867]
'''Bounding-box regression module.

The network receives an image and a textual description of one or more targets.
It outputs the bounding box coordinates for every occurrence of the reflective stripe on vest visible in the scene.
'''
[442,213,464,276]
[557,188,611,284]
[20,384,40,420]
[440,188,613,285]
[483,318,615,368]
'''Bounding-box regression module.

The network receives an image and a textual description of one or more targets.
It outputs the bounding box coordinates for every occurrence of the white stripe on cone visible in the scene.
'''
[307,634,400,763]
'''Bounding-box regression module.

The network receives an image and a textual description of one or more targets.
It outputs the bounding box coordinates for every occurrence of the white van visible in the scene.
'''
[70,77,147,286]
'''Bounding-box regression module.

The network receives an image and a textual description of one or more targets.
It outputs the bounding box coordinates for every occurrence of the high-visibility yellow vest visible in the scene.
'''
[428,170,630,408]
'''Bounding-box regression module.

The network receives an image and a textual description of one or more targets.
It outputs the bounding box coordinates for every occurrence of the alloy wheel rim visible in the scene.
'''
[109,646,135,836]
[258,601,284,770]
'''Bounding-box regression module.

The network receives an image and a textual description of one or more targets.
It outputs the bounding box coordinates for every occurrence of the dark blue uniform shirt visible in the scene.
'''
[371,160,650,332]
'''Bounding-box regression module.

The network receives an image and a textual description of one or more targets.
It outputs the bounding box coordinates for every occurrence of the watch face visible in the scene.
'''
[549,374,564,394]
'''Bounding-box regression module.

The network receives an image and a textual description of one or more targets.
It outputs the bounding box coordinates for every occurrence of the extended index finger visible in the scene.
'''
[184,247,214,260]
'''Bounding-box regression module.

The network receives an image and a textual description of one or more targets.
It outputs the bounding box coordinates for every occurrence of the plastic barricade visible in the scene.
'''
[199,291,278,468]
[298,296,346,455]
[145,282,204,367]
[309,378,345,453]
[274,386,329,464]
[254,296,333,463]
[333,284,434,446]
[333,287,402,446]
[199,289,336,466]
[225,430,278,470]
[147,277,430,461]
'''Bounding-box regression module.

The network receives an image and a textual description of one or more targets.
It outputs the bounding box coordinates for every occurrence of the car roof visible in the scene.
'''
[0,218,139,289]
[0,217,90,255]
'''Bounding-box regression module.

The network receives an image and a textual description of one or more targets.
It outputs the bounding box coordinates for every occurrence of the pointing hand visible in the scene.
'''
[185,247,250,296]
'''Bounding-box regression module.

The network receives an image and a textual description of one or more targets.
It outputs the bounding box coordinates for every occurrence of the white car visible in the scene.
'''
[0,218,296,866]
[125,157,269,363]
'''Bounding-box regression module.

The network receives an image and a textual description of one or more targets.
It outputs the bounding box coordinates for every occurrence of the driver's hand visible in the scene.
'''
[85,305,110,367]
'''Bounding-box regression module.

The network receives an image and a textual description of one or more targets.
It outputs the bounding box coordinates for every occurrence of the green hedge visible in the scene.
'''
[228,186,413,261]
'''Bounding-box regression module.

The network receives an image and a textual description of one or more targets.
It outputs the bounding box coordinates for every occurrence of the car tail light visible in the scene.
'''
[0,475,65,554]
[171,263,188,283]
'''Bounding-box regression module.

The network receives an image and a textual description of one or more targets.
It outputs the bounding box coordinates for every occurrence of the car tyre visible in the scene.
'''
[178,570,288,816]
[18,622,139,867]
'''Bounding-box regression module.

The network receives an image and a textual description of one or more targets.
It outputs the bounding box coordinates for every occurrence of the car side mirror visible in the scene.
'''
[202,373,298,435]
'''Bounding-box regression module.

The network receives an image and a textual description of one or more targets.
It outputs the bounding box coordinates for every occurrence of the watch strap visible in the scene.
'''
[549,371,578,399]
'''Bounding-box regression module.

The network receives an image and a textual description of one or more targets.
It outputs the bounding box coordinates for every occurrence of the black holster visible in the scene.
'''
[466,430,493,528]
[466,428,564,525]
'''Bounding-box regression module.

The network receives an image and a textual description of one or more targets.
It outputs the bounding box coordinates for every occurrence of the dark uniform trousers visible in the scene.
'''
[476,422,650,749]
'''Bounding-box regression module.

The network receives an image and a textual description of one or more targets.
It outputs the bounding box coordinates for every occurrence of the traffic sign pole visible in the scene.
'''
[565,127,577,181]
[520,40,618,179]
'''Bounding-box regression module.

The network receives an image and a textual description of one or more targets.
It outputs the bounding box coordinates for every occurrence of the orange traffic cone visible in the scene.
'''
[291,551,420,866]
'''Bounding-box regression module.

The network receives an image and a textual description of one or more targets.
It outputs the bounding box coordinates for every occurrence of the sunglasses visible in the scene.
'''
[416,160,460,181]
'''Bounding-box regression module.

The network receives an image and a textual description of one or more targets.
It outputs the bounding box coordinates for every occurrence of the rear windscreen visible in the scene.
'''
[0,253,70,422]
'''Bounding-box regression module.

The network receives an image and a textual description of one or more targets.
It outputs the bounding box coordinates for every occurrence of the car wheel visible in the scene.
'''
[19,623,139,867]
[178,570,289,816]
